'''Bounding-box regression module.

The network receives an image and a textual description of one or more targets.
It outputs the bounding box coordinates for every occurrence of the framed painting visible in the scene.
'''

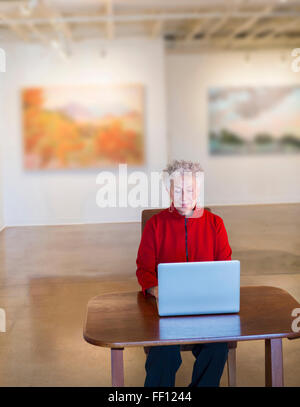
[22,84,145,169]
[208,86,300,155]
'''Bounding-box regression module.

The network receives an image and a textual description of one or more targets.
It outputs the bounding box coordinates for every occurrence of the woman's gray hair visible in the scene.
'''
[163,159,203,176]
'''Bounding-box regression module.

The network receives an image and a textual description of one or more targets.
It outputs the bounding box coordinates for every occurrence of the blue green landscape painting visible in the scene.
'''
[208,86,300,155]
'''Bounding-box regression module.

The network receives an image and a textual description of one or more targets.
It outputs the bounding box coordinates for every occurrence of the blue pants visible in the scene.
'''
[144,342,228,387]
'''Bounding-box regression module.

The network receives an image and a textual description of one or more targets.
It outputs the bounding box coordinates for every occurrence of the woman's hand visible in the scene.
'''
[147,286,158,301]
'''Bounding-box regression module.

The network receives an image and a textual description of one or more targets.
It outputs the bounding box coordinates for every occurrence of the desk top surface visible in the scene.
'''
[83,286,300,348]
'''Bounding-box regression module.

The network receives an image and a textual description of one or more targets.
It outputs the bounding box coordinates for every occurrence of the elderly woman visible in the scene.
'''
[136,159,232,387]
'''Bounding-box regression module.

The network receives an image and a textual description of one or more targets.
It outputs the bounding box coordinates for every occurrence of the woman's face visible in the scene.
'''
[170,172,198,216]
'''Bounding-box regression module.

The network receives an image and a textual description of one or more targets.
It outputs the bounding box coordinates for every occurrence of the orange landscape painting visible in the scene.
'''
[22,84,145,169]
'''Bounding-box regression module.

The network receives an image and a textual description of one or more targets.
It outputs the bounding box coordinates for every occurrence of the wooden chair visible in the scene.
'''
[141,207,237,386]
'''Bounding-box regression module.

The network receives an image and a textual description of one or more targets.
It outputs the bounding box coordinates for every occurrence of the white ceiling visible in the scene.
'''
[0,0,299,53]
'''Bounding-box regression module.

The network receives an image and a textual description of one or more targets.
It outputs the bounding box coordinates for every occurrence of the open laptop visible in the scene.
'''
[157,260,240,317]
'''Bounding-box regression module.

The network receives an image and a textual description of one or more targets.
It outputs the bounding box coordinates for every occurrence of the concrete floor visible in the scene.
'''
[0,203,299,386]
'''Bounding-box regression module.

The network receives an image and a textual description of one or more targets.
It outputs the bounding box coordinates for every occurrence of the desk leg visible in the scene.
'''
[111,348,124,387]
[265,338,284,387]
[227,341,237,387]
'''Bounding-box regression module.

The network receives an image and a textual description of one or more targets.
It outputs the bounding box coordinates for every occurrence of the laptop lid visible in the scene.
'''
[157,260,240,317]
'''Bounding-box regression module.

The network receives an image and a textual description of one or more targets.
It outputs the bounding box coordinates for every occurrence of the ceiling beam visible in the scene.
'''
[257,17,300,42]
[185,0,242,45]
[205,15,231,38]
[169,35,300,53]
[167,43,298,55]
[1,10,300,26]
[38,0,73,42]
[223,5,275,48]
[229,17,300,49]
[151,19,164,38]
[184,20,207,42]
[204,0,246,40]
[21,20,68,59]
[105,0,115,40]
[0,11,29,41]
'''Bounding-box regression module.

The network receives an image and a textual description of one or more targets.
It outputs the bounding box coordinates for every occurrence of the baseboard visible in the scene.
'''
[4,201,300,227]
[4,219,140,228]
[207,200,300,207]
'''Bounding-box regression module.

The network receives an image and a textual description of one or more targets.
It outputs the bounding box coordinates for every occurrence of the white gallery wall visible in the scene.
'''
[0,149,4,231]
[0,146,3,230]
[0,74,4,230]
[0,38,167,226]
[166,50,300,205]
[0,43,300,227]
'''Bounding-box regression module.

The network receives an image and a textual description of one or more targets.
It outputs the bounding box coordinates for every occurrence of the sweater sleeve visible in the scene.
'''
[136,217,158,297]
[215,218,232,261]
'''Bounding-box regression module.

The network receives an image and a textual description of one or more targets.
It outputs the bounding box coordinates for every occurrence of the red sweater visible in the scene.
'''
[136,204,232,296]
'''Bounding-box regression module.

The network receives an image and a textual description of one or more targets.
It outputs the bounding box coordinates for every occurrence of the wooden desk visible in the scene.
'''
[83,286,300,387]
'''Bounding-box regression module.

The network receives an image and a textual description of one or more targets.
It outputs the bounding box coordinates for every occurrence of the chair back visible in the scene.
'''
[141,205,238,364]
[141,207,211,235]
